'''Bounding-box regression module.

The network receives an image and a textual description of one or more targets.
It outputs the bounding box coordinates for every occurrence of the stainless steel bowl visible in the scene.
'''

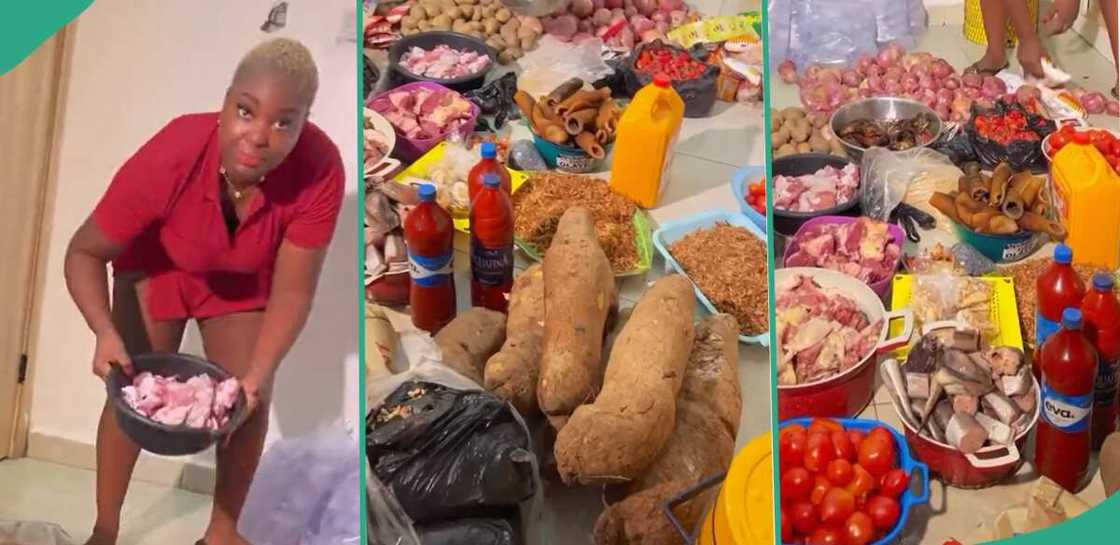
[829,98,943,161]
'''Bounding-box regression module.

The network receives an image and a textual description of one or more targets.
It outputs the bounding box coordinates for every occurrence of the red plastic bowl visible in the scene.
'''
[781,216,905,300]
[776,267,913,420]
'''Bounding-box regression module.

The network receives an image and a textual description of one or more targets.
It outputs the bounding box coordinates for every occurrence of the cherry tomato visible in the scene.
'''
[830,430,855,461]
[749,182,765,196]
[780,428,808,468]
[809,418,844,435]
[878,469,909,498]
[826,458,854,486]
[846,430,865,451]
[1072,130,1091,145]
[842,512,875,545]
[1050,132,1068,149]
[866,427,894,447]
[781,506,794,542]
[819,488,856,526]
[858,434,895,478]
[807,527,844,545]
[865,495,901,530]
[845,464,876,504]
[810,475,832,505]
[783,467,814,501]
[790,501,818,535]
[805,441,835,473]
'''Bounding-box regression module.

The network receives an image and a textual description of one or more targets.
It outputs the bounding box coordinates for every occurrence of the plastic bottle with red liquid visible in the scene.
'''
[470,173,514,312]
[1035,307,1098,492]
[404,183,456,333]
[467,142,511,207]
[1081,272,1120,450]
[1035,243,1086,379]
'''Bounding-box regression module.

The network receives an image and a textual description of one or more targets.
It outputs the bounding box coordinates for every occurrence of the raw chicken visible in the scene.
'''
[399,45,491,80]
[773,163,860,212]
[121,372,239,430]
[776,275,882,385]
[785,217,900,284]
[369,86,474,141]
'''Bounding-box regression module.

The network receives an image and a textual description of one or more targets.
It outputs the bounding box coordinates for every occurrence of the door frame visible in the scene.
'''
[2,26,74,459]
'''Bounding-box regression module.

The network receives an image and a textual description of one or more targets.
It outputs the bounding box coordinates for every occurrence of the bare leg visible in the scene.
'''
[976,0,1010,71]
[198,311,267,545]
[88,274,187,545]
[1004,0,1048,78]
[1101,0,1118,93]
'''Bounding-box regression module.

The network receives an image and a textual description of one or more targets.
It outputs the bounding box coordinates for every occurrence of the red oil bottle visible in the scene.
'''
[469,173,513,312]
[1081,272,1120,450]
[467,142,511,208]
[404,183,456,333]
[1035,307,1098,492]
[1035,243,1086,379]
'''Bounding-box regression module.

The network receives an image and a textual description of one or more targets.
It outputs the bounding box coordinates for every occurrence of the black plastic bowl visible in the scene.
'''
[105,353,246,456]
[388,31,495,93]
[771,153,860,237]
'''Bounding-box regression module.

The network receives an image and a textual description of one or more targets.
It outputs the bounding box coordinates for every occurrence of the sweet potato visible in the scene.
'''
[537,207,617,426]
[484,264,545,416]
[433,307,507,385]
[553,274,695,485]
[593,314,742,545]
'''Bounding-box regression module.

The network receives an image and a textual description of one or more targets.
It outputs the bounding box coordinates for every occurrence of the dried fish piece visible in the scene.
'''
[946,412,988,453]
[983,391,1023,425]
[906,372,931,400]
[975,412,1013,445]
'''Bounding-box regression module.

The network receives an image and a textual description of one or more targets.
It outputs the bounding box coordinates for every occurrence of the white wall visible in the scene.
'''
[29,0,359,468]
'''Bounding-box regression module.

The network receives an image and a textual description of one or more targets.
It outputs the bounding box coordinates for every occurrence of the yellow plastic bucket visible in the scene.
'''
[964,0,1039,47]
[698,433,773,545]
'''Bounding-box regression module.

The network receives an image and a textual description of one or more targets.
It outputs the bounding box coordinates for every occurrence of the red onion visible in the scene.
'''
[866,74,883,92]
[606,0,624,8]
[804,64,823,80]
[669,9,687,26]
[571,0,596,18]
[936,104,952,120]
[961,73,983,89]
[930,59,955,79]
[883,79,903,95]
[1082,91,1108,114]
[778,60,798,84]
[856,56,876,76]
[818,68,842,84]
[659,0,684,11]
[943,76,961,90]
[1015,85,1041,103]
[592,8,613,26]
[877,42,904,67]
[981,76,1008,97]
[919,88,938,108]
[630,14,654,32]
[936,88,955,103]
[841,69,861,87]
[917,74,936,91]
[650,11,667,23]
[634,0,658,16]
[902,74,919,93]
[653,20,669,34]
[859,86,875,98]
[801,84,830,112]
[1108,100,1120,116]
[974,97,995,109]
[910,63,931,78]
[577,18,593,34]
[883,66,904,81]
[962,87,980,99]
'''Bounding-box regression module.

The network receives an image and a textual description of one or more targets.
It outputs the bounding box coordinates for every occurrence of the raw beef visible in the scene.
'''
[776,275,881,385]
[369,86,474,141]
[399,45,490,80]
[784,217,900,284]
[773,163,860,212]
[121,372,239,430]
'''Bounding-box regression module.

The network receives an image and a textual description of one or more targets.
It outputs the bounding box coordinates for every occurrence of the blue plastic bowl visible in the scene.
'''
[531,133,610,173]
[778,417,931,545]
[949,220,1047,264]
[652,210,769,345]
[730,164,768,233]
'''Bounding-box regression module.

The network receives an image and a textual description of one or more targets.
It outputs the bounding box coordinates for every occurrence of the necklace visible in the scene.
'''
[220,167,259,200]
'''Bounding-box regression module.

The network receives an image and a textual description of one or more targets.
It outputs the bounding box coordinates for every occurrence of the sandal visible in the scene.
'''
[964,61,1010,77]
[1113,86,1118,100]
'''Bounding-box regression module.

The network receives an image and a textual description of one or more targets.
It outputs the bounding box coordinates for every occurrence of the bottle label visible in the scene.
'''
[407,250,453,287]
[1035,310,1061,348]
[470,236,512,287]
[1041,381,1092,432]
[1096,358,1120,407]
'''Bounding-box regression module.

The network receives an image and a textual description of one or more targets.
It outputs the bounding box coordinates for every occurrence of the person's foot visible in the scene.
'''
[200,529,252,545]
[965,51,1009,76]
[1016,39,1048,79]
[83,528,117,545]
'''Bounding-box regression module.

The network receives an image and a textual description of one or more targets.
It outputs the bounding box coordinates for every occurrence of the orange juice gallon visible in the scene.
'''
[1050,143,1120,270]
[609,75,684,208]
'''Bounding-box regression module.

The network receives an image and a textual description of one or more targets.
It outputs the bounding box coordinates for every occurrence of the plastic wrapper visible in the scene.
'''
[517,36,613,100]
[238,426,362,545]
[860,147,955,222]
[873,0,928,50]
[951,242,996,276]
[0,522,75,545]
[508,140,547,171]
[368,473,422,545]
[417,518,521,545]
[910,274,998,341]
[767,0,793,69]
[929,122,978,165]
[787,0,879,69]
[464,73,520,131]
[965,100,1056,173]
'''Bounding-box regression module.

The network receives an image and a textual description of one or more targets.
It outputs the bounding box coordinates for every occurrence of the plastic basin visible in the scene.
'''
[387,31,495,93]
[105,353,246,456]
[730,164,767,233]
[367,82,480,164]
[950,220,1046,263]
[531,133,609,173]
[651,211,769,345]
[771,153,860,237]
[782,216,905,299]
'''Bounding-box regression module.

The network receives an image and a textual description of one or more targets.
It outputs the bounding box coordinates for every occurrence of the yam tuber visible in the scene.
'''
[484,264,546,417]
[434,307,507,385]
[553,274,696,485]
[538,207,617,427]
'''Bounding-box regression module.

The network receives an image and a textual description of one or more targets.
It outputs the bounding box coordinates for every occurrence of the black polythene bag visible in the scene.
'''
[418,517,522,545]
[464,72,520,131]
[624,39,720,118]
[929,123,978,166]
[366,380,536,525]
[965,100,1055,174]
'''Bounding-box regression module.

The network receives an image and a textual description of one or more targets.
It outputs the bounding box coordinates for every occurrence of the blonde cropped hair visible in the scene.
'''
[233,37,319,106]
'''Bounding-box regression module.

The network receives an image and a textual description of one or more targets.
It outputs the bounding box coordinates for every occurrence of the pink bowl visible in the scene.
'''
[366,81,480,164]
[782,215,905,300]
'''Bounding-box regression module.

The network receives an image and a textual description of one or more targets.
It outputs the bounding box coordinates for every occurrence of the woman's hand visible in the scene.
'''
[1042,0,1081,35]
[92,329,132,378]
[222,373,263,446]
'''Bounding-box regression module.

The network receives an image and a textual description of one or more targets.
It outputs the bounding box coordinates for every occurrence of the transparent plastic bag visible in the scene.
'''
[766,0,793,69]
[788,0,878,69]
[238,426,361,545]
[368,474,421,545]
[860,147,955,221]
[874,0,928,50]
[0,521,75,545]
[516,36,613,100]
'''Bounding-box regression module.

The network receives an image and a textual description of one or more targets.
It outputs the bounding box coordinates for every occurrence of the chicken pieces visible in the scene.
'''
[121,372,239,430]
[773,163,860,212]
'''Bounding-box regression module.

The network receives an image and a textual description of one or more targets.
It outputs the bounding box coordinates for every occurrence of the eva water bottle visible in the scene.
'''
[1035,243,1086,378]
[404,183,456,333]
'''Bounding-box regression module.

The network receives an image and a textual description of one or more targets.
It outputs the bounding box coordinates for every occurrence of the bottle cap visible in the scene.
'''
[417,183,436,201]
[1061,307,1082,329]
[1093,272,1115,291]
[652,74,671,88]
[1054,243,1073,264]
[480,142,496,159]
[482,173,501,188]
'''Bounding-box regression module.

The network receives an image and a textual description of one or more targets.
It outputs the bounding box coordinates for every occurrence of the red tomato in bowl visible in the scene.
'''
[865,495,901,530]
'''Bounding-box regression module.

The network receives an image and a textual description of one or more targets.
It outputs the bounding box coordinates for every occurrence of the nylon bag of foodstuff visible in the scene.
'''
[237,426,361,545]
[0,521,75,545]
[766,0,792,68]
[965,100,1056,173]
[872,0,928,50]
[368,474,422,545]
[787,0,878,69]
[860,147,955,221]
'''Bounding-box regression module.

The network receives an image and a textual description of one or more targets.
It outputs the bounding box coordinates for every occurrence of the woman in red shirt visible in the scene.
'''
[64,38,344,545]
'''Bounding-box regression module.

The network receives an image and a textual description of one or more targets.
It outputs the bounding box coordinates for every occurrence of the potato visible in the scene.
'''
[418,20,433,31]
[520,35,537,51]
[789,122,811,143]
[499,47,521,64]
[483,4,497,17]
[423,3,441,18]
[472,6,484,21]
[808,113,828,129]
[808,134,829,153]
[781,107,805,122]
[517,24,538,40]
[770,108,780,124]
[772,126,791,149]
[495,7,512,22]
[402,26,418,36]
[796,142,813,154]
[482,17,500,34]
[500,20,519,43]
[829,137,846,155]
[409,4,426,18]
[430,14,452,30]
[485,36,505,51]
[776,143,797,157]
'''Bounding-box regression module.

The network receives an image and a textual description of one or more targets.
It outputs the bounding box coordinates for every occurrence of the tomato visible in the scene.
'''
[825,458,854,486]
[878,469,909,498]
[858,433,895,478]
[842,512,875,545]
[783,467,814,501]
[1050,132,1068,149]
[943,540,963,545]
[807,527,844,545]
[780,428,808,468]
[865,495,901,530]
[845,464,876,504]
[865,427,894,447]
[749,182,765,196]
[805,441,835,473]
[846,430,865,451]
[809,418,844,435]
[790,501,818,535]
[830,430,855,461]
[1072,130,1091,145]
[810,475,832,505]
[781,506,794,542]
[819,488,856,526]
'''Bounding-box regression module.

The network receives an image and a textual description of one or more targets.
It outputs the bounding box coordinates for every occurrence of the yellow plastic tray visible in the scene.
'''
[392,142,528,234]
[889,274,1024,360]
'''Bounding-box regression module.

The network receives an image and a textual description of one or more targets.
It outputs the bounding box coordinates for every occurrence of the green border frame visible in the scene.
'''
[760,3,781,543]
[357,2,369,542]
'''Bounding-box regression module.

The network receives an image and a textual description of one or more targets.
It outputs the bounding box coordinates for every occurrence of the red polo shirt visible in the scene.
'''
[92,112,344,321]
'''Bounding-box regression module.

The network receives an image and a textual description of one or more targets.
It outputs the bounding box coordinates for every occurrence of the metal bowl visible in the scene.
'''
[829,98,943,161]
